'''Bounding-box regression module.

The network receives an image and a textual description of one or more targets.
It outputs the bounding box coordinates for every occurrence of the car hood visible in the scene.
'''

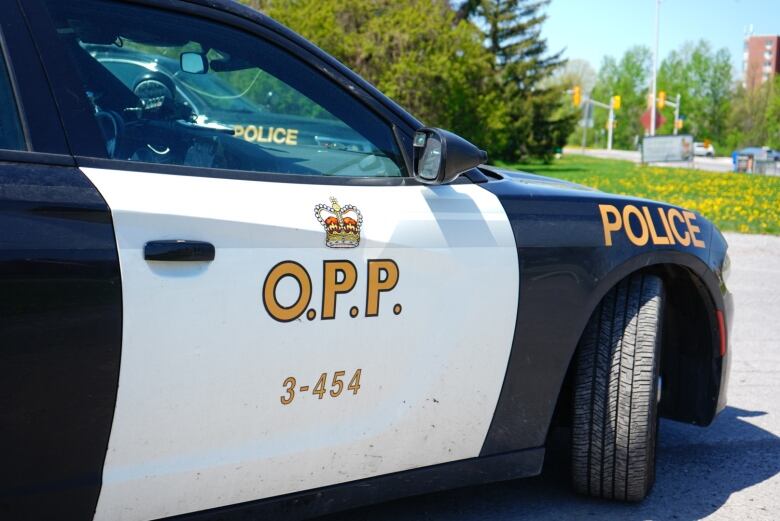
[480,165,598,193]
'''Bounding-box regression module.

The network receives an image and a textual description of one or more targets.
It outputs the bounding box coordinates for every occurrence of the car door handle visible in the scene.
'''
[144,240,215,262]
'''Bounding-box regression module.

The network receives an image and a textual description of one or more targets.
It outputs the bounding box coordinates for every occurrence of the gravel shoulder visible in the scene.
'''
[328,232,780,521]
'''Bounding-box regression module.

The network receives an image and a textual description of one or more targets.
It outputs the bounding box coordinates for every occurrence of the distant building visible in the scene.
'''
[743,35,780,89]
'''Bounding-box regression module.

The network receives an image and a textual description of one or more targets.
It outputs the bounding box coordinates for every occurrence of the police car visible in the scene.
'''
[0,1,732,520]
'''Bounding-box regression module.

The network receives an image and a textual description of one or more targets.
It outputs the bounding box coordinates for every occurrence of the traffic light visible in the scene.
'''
[572,86,581,107]
[675,118,684,130]
[612,95,621,110]
[658,91,666,109]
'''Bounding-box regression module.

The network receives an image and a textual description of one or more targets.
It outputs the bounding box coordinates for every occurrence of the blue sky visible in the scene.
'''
[542,0,780,76]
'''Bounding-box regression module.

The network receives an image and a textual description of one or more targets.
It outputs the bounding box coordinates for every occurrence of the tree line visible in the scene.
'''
[566,41,780,154]
[241,0,576,161]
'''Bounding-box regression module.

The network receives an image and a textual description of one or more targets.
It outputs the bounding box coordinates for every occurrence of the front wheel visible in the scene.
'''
[571,273,664,501]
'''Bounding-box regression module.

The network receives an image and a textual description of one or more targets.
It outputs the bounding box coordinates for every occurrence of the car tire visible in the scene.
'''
[571,273,664,501]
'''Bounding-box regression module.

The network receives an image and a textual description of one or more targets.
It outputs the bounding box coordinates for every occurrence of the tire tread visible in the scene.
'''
[572,273,663,501]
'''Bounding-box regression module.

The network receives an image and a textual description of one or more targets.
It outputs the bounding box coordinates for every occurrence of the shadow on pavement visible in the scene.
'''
[325,407,779,521]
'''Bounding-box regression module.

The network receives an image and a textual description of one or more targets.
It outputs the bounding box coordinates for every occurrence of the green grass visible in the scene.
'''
[497,155,780,235]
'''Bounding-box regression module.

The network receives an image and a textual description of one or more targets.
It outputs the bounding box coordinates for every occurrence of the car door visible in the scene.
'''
[1,3,123,520]
[33,1,519,520]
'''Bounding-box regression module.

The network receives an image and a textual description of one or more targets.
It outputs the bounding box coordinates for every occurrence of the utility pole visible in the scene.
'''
[650,0,661,136]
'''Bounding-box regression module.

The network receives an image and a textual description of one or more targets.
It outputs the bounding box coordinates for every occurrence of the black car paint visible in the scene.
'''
[478,167,731,455]
[0,0,731,520]
[0,161,122,520]
[0,0,69,155]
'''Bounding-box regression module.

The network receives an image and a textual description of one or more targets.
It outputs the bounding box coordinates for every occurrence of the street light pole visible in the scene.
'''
[650,0,661,136]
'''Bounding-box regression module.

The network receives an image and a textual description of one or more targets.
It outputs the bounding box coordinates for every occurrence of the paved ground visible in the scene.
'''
[329,232,780,521]
[564,147,736,173]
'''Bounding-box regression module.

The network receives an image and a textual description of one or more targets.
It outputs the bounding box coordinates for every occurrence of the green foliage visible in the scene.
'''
[766,77,780,149]
[725,83,770,151]
[246,0,570,161]
[657,41,732,144]
[249,0,507,156]
[473,0,576,160]
[588,46,652,150]
[727,76,780,151]
[582,41,737,153]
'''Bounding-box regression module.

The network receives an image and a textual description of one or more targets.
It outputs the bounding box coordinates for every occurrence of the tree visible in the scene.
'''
[726,78,778,151]
[657,41,733,146]
[469,0,576,160]
[550,58,597,93]
[245,0,571,161]
[247,0,507,157]
[588,46,652,150]
[765,77,780,149]
[582,41,737,152]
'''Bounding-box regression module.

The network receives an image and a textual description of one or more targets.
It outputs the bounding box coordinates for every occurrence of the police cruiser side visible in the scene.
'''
[0,1,732,520]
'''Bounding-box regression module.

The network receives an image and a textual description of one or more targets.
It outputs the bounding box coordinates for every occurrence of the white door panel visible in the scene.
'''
[83,167,518,521]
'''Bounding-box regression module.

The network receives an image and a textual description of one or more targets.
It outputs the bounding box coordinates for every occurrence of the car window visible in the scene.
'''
[0,44,25,151]
[41,0,406,178]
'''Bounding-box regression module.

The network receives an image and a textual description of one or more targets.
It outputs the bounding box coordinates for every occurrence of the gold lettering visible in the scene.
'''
[262,261,312,322]
[273,127,287,144]
[257,126,272,143]
[657,207,676,245]
[233,125,245,139]
[642,206,671,245]
[285,129,299,146]
[321,260,357,320]
[599,204,622,246]
[683,210,706,248]
[667,209,691,246]
[365,259,399,317]
[244,125,258,142]
[622,205,649,246]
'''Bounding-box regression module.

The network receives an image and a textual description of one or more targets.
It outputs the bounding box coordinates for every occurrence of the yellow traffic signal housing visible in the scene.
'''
[612,95,621,110]
[675,118,684,130]
[658,91,666,109]
[572,86,581,107]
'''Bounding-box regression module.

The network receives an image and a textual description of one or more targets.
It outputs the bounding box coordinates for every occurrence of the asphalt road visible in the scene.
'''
[564,147,735,173]
[327,232,780,521]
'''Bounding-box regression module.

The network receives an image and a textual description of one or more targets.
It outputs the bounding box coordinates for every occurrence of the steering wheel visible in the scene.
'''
[94,109,124,158]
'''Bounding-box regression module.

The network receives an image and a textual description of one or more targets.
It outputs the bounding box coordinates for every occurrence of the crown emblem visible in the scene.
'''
[314,197,363,248]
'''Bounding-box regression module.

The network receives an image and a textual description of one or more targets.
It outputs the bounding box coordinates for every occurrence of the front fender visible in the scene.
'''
[478,176,730,455]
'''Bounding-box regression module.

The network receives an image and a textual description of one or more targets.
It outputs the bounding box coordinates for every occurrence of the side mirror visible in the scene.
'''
[180,52,208,74]
[413,128,487,184]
